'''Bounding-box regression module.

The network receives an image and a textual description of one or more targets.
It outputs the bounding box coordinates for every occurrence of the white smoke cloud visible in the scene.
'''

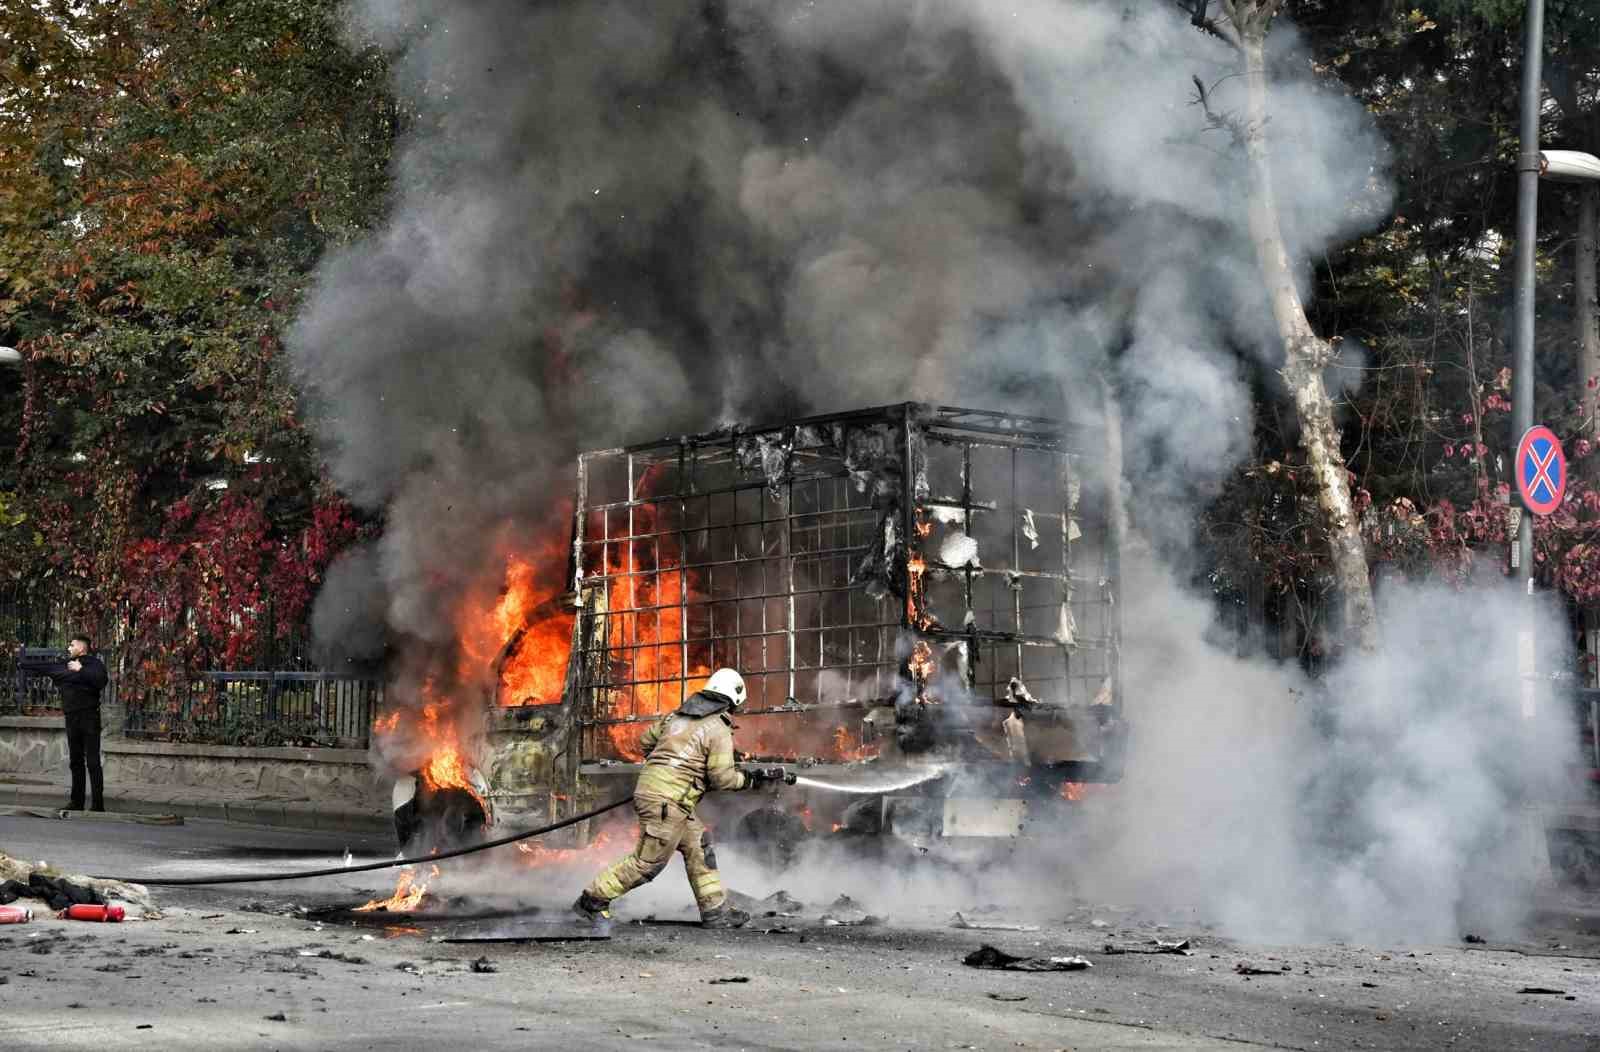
[1081,557,1577,941]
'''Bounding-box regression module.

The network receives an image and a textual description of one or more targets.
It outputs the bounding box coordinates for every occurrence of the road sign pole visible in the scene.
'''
[1515,426,1565,759]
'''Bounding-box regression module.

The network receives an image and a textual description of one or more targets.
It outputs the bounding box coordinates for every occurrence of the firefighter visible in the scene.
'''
[573,667,790,929]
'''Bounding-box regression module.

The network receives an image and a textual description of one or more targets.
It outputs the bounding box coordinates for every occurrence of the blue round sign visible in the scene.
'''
[1515,425,1566,516]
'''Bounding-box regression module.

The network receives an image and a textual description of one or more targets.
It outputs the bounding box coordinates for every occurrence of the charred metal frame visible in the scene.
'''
[568,403,1120,766]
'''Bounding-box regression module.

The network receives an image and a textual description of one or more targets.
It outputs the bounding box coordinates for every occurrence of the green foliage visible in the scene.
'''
[0,0,390,613]
[1200,2,1600,616]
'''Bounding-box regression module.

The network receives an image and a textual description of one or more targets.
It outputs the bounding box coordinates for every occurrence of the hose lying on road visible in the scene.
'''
[94,795,633,886]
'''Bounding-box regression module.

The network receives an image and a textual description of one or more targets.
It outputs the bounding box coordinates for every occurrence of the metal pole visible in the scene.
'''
[1513,2,1548,881]
[1513,0,1545,589]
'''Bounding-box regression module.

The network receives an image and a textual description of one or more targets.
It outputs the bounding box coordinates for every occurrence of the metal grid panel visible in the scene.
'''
[572,404,1116,761]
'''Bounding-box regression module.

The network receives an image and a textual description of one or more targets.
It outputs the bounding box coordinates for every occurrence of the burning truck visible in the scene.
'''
[452,401,1127,854]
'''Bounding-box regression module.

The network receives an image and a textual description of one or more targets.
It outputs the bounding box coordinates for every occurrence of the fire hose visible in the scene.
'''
[94,794,634,887]
[95,765,947,887]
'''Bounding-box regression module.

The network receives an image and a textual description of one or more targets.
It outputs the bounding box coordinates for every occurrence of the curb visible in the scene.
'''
[0,783,391,836]
[0,805,184,825]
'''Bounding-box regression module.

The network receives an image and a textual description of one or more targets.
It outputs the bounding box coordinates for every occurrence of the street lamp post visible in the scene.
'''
[1540,150,1600,182]
[1542,152,1600,454]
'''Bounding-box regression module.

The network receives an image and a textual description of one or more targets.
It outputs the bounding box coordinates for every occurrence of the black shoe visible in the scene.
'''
[90,805,105,813]
[700,902,750,929]
[571,891,612,925]
[64,801,84,811]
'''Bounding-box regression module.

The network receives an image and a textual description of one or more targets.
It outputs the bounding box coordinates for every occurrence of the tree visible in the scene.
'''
[0,0,391,669]
[1185,0,1381,653]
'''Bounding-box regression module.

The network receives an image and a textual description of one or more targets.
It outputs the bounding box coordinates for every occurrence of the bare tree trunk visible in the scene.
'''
[1579,183,1599,440]
[1227,2,1379,653]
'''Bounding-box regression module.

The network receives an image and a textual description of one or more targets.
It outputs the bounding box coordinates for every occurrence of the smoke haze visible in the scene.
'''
[285,1,1575,940]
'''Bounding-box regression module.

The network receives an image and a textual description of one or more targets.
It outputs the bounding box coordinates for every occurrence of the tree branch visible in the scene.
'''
[1190,73,1252,145]
[1173,0,1241,50]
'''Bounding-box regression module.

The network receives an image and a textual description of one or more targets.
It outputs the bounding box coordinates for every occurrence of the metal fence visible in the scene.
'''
[1,587,381,747]
[122,671,381,748]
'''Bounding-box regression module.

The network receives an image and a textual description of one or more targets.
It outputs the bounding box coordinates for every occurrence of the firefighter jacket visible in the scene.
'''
[632,691,751,810]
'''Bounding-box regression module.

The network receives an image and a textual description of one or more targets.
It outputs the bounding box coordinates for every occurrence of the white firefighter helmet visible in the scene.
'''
[704,667,747,708]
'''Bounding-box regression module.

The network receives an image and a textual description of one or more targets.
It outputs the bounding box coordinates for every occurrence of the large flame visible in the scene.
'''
[416,699,487,811]
[588,499,712,759]
[377,480,891,809]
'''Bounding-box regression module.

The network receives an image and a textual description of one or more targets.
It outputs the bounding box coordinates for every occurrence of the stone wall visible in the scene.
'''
[0,716,384,812]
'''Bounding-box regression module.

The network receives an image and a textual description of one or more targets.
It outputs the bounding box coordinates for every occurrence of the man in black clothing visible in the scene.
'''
[19,635,109,811]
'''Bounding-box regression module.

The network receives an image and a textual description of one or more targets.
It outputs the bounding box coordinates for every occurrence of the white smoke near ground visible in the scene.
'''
[1076,554,1579,942]
[278,0,1582,942]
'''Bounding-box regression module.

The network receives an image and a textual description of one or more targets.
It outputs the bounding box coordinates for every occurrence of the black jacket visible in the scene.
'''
[21,654,108,715]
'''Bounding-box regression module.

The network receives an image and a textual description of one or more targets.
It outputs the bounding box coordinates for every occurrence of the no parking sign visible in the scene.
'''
[1514,425,1566,516]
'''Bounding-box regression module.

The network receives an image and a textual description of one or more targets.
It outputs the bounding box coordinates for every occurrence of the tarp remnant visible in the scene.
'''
[963,944,1092,972]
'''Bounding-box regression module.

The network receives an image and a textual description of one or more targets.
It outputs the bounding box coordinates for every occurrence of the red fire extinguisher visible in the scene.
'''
[0,904,33,924]
[58,904,125,922]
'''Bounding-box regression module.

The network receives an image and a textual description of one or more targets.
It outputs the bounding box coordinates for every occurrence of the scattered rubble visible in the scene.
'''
[728,888,805,917]
[950,912,1040,933]
[1102,938,1191,956]
[820,895,882,927]
[470,956,498,973]
[709,976,750,985]
[1234,963,1290,976]
[291,948,368,965]
[963,945,1092,972]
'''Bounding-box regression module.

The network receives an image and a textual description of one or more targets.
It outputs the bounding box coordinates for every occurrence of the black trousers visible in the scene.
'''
[64,709,104,811]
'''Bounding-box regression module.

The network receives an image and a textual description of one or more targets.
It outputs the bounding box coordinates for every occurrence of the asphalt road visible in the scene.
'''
[2,811,1598,1051]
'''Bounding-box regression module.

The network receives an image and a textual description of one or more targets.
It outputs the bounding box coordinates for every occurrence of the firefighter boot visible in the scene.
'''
[699,900,750,929]
[571,890,612,926]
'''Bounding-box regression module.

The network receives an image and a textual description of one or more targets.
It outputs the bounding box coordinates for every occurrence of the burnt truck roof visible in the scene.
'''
[558,400,1124,780]
[577,402,1090,461]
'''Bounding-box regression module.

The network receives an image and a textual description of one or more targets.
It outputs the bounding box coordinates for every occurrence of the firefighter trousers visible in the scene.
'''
[585,793,726,911]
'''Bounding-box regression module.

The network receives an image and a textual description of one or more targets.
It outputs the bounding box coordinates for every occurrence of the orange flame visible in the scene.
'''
[585,497,713,759]
[355,869,428,912]
[908,640,935,687]
[489,553,575,706]
[414,700,487,811]
[606,720,651,761]
[906,508,936,629]
[907,554,931,628]
[1060,782,1087,802]
[831,725,872,761]
[514,824,620,866]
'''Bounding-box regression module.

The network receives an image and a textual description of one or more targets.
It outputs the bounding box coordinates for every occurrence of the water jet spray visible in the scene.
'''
[793,766,949,795]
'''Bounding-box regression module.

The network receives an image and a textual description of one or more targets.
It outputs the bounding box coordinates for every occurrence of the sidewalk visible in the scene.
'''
[0,774,391,836]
